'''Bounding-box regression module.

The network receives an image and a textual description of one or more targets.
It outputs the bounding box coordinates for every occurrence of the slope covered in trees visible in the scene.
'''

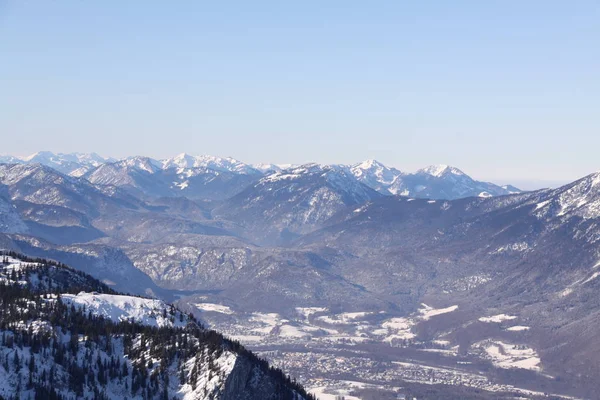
[0,251,313,400]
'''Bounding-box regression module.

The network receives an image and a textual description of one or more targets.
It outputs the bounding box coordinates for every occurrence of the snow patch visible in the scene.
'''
[419,304,458,320]
[59,292,185,328]
[474,340,541,371]
[479,314,518,323]
[195,303,234,315]
[506,326,530,332]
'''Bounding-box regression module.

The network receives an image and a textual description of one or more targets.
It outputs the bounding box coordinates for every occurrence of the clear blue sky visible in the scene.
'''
[0,1,598,185]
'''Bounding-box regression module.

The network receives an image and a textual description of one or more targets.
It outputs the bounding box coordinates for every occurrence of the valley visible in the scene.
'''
[191,301,576,399]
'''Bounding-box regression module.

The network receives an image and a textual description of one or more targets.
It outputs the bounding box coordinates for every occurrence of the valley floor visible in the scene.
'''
[192,301,581,400]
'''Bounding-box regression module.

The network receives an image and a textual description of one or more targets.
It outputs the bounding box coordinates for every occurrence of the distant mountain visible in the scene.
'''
[349,161,520,199]
[84,155,262,201]
[162,153,261,175]
[0,163,145,244]
[159,154,263,200]
[418,164,466,178]
[0,152,523,202]
[23,151,115,176]
[84,156,171,199]
[390,164,519,198]
[252,163,296,174]
[161,167,261,201]
[214,163,383,244]
[0,151,116,176]
[0,163,136,215]
[0,155,24,164]
[349,159,404,194]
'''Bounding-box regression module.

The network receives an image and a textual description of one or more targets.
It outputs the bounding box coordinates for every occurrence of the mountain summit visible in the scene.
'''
[417,164,466,177]
[161,153,261,175]
[348,160,518,198]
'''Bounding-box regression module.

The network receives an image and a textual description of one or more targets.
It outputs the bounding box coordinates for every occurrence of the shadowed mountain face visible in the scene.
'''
[3,154,600,398]
[292,173,600,395]
[84,156,263,201]
[213,164,384,245]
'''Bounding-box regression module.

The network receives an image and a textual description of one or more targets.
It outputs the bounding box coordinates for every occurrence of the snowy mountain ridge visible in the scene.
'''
[22,151,115,176]
[59,292,189,328]
[0,252,313,400]
[0,151,520,199]
[527,171,600,222]
[162,153,261,175]
[417,164,466,177]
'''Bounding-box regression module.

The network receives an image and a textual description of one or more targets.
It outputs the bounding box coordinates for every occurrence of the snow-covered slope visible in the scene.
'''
[0,163,125,215]
[162,153,261,175]
[60,292,188,328]
[0,186,27,234]
[349,159,404,194]
[529,171,600,221]
[252,163,296,174]
[214,163,382,244]
[83,155,262,200]
[0,163,142,244]
[83,157,171,198]
[162,167,261,201]
[388,164,520,199]
[0,252,313,400]
[0,155,24,164]
[85,156,162,186]
[348,160,520,199]
[22,151,114,175]
[417,164,466,178]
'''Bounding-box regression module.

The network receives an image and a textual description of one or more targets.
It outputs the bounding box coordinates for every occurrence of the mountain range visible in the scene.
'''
[1,152,520,201]
[1,151,599,398]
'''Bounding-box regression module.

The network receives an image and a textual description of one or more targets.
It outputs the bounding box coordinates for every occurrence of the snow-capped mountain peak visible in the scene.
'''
[0,163,71,186]
[162,154,260,175]
[24,151,112,165]
[0,151,524,201]
[417,164,466,177]
[23,150,54,162]
[350,159,403,193]
[161,152,197,169]
[123,156,162,173]
[260,163,321,183]
[354,159,385,170]
[18,151,115,176]
[260,163,357,183]
[83,156,164,190]
[252,163,296,173]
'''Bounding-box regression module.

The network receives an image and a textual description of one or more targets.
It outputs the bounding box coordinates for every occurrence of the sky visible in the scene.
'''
[0,1,598,186]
